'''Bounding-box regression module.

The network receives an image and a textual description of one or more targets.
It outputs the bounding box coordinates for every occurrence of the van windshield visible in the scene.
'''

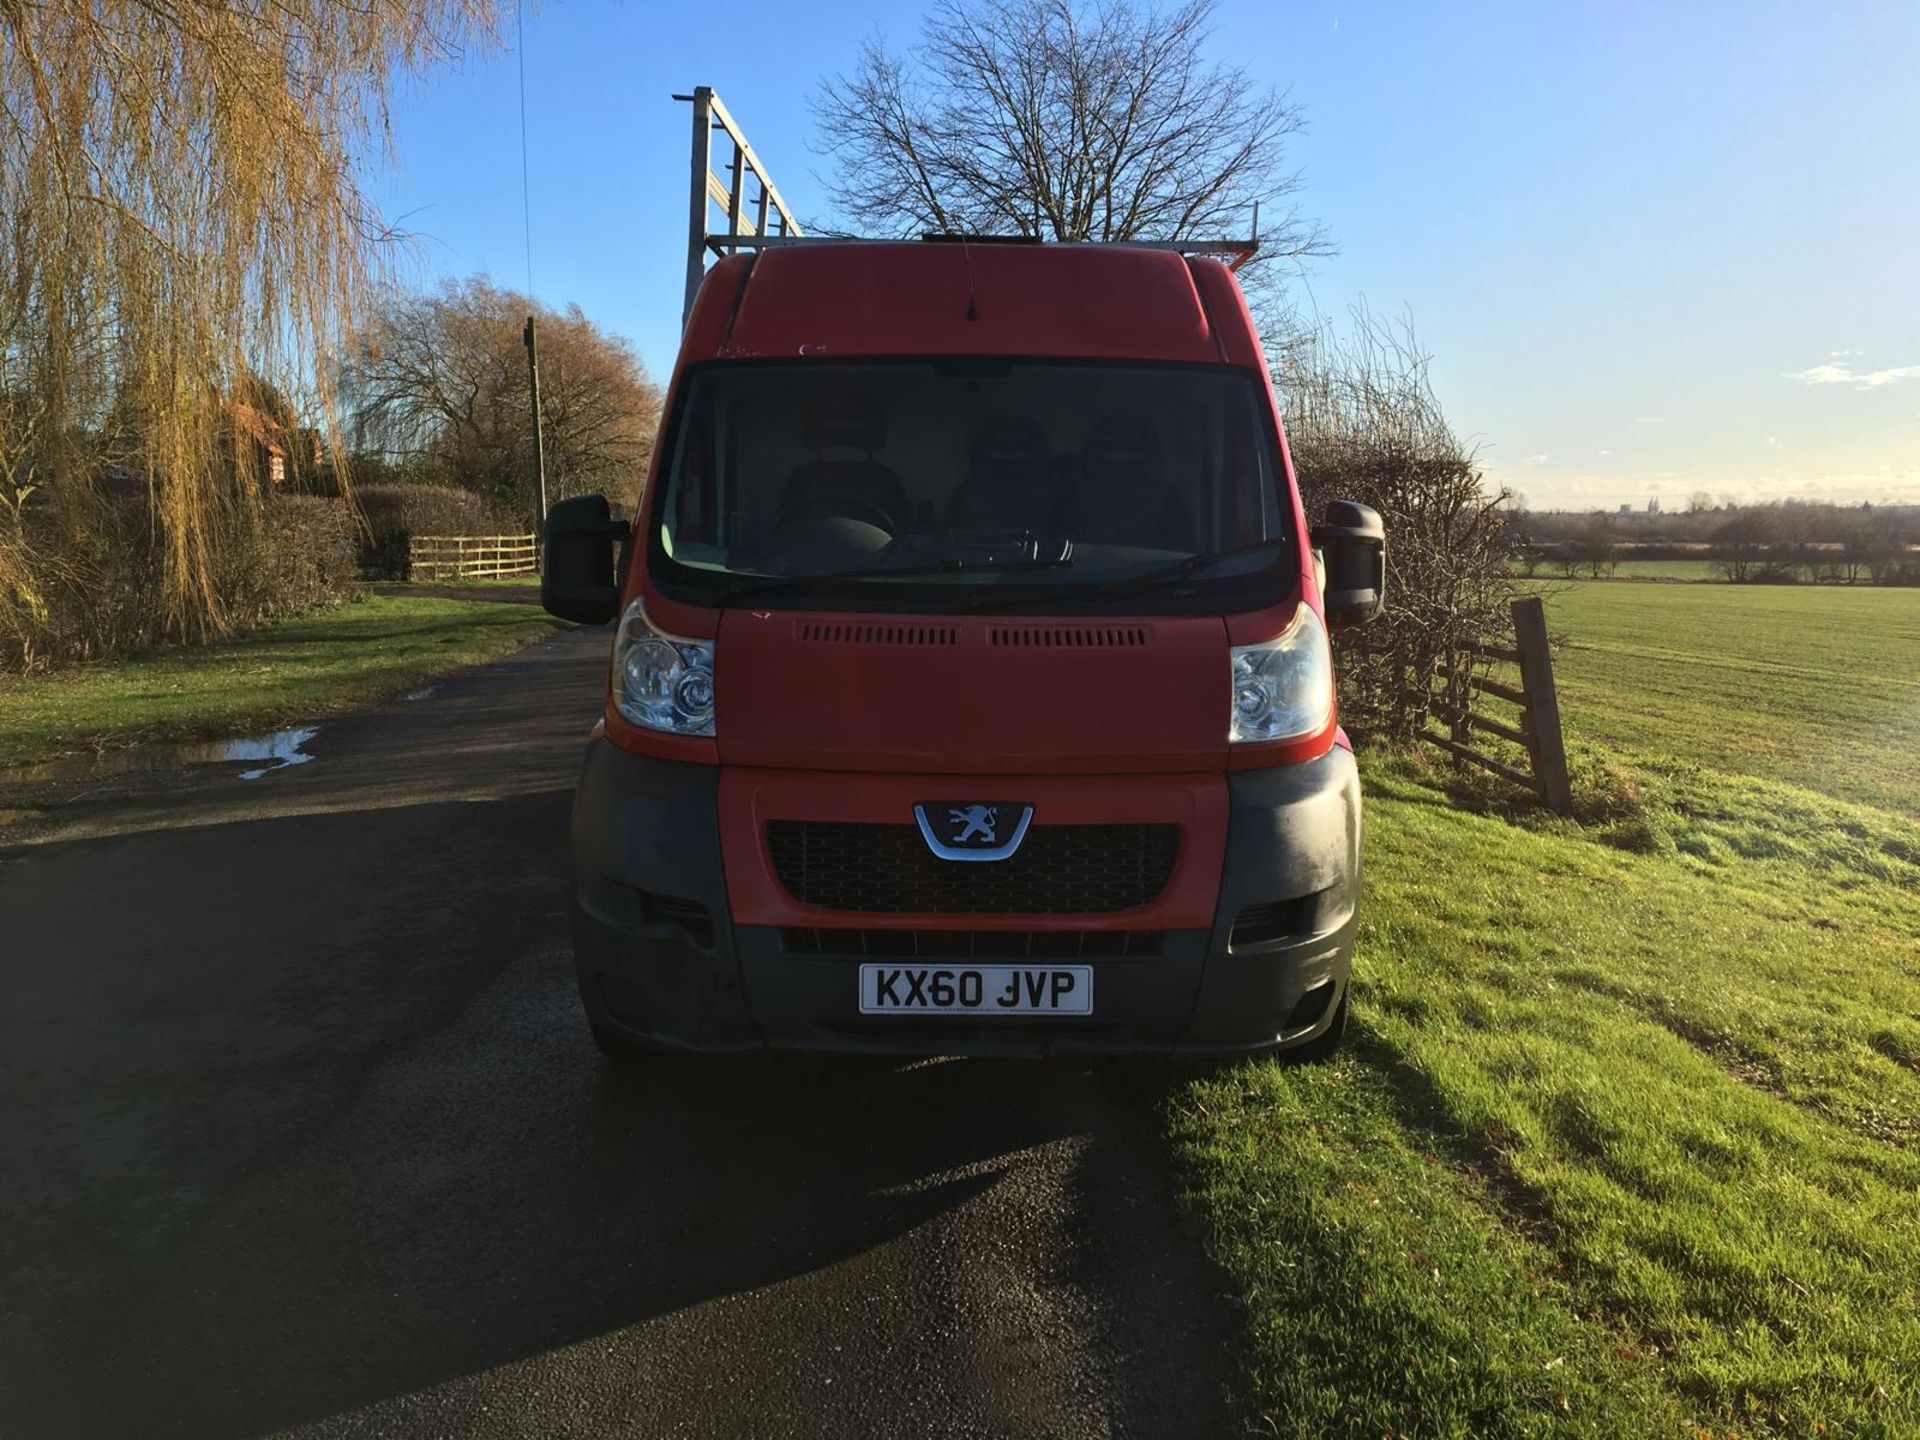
[650,359,1296,613]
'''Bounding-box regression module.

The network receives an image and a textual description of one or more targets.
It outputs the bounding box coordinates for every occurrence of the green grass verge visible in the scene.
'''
[0,595,559,769]
[1175,757,1920,1438]
[1175,581,1920,1437]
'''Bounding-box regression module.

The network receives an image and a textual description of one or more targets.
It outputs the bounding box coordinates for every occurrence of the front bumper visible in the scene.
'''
[569,741,1361,1057]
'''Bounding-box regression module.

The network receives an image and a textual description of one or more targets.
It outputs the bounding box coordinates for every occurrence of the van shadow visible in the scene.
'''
[2,789,1226,1438]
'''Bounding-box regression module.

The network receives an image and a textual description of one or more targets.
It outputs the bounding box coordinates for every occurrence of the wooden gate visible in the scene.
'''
[1417,595,1572,813]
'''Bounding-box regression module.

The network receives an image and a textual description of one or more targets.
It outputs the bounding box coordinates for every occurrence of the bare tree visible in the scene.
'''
[1833,514,1871,585]
[1278,311,1513,742]
[813,0,1325,267]
[343,278,662,519]
[1574,513,1621,578]
[1860,523,1913,586]
[1709,513,1772,582]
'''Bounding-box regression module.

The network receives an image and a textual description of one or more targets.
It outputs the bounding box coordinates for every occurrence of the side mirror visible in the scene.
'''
[1310,500,1385,627]
[541,494,629,625]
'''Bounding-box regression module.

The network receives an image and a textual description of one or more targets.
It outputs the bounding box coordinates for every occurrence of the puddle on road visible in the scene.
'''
[0,725,321,785]
[225,727,321,780]
[403,686,439,701]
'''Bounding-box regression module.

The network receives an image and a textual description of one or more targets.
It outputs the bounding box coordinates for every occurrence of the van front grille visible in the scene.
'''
[781,927,1164,957]
[766,821,1179,915]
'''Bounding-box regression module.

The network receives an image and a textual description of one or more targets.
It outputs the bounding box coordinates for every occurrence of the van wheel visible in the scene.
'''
[1284,990,1349,1064]
[589,1021,653,1066]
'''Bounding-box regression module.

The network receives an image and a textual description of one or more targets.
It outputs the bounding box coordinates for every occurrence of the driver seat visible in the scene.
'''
[778,390,908,529]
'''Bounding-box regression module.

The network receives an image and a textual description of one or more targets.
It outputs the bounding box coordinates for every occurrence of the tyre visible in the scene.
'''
[589,1020,655,1066]
[1283,989,1349,1064]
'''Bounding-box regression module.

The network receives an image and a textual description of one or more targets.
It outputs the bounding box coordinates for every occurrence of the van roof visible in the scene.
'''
[690,241,1258,367]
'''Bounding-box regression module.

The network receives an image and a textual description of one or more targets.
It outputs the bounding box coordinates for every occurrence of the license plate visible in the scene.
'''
[858,964,1093,1015]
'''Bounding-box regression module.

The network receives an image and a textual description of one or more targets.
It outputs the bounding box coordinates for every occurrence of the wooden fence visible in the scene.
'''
[407,533,537,581]
[1415,595,1572,813]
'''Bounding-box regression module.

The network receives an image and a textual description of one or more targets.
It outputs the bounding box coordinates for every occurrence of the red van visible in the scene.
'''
[541,239,1384,1060]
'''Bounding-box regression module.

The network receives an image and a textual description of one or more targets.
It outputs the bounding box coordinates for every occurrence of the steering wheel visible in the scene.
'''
[770,493,900,539]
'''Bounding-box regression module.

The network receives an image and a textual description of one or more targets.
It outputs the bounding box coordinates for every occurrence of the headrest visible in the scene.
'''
[1084,415,1163,477]
[803,390,885,452]
[970,415,1051,473]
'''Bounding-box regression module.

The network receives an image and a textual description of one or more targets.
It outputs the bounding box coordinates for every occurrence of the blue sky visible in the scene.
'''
[369,0,1920,509]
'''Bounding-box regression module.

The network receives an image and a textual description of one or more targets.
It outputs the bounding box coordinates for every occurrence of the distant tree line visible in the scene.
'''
[1507,502,1920,585]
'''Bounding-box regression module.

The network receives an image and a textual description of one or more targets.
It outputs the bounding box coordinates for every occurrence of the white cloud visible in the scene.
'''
[1829,348,1865,359]
[1788,361,1920,388]
[1860,366,1920,386]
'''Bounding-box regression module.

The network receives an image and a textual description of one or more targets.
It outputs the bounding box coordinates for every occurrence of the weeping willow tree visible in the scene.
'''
[0,0,501,661]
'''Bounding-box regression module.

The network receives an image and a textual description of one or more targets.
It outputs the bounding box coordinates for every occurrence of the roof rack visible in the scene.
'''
[924,231,1262,267]
[673,86,805,327]
[709,234,1263,268]
[673,85,1262,326]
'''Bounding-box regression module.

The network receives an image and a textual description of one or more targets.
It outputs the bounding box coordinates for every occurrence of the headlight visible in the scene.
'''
[612,599,715,736]
[1229,604,1333,743]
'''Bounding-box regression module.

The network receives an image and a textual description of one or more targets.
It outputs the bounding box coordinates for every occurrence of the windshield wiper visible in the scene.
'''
[717,556,1073,606]
[1103,536,1292,595]
[972,537,1292,611]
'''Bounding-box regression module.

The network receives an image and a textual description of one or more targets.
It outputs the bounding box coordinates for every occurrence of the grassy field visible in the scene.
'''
[1542,580,1920,818]
[0,595,558,770]
[1175,580,1920,1437]
[1603,559,1721,581]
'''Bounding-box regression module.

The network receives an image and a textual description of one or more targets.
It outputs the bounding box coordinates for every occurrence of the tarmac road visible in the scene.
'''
[0,624,1233,1438]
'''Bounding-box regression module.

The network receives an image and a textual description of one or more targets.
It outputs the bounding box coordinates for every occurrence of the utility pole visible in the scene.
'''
[523,315,549,534]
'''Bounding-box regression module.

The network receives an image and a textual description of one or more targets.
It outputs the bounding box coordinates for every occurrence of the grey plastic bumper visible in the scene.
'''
[1178,747,1362,1054]
[569,741,760,1053]
[569,739,1360,1057]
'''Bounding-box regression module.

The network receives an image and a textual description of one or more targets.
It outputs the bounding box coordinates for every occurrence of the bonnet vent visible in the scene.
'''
[796,622,960,647]
[988,625,1152,649]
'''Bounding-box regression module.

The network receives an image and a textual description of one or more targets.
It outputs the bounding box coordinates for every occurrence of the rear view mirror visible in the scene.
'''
[541,494,629,625]
[1310,500,1386,627]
